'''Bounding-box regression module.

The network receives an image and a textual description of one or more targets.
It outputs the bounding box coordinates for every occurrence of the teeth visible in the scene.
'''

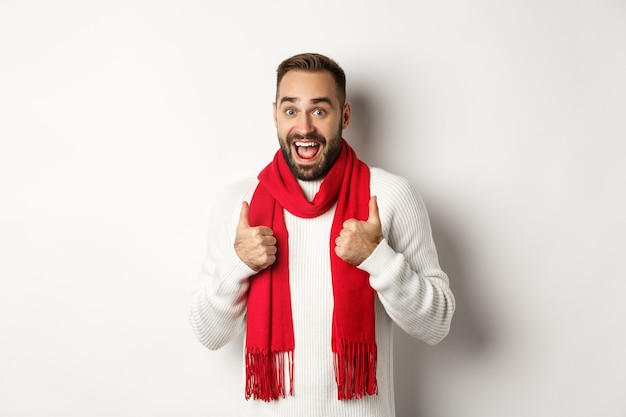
[295,141,318,147]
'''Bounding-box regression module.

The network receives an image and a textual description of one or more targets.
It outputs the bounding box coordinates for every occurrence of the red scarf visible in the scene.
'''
[245,139,378,401]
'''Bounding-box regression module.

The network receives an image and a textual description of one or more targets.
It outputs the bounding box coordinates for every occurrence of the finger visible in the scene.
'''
[262,234,277,246]
[257,226,275,237]
[238,201,250,229]
[367,196,381,225]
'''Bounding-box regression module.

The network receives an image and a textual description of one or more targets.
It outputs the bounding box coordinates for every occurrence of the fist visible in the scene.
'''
[234,201,277,272]
[334,196,383,266]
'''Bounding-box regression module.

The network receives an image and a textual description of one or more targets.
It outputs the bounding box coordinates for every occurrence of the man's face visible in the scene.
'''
[273,70,351,181]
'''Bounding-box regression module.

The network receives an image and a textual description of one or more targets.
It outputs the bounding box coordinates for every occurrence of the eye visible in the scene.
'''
[312,108,326,116]
[284,108,296,116]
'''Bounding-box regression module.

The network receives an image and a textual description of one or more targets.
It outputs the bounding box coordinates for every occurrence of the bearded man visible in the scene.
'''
[189,52,455,417]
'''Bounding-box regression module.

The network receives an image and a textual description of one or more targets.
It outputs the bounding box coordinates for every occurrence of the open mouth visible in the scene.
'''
[293,140,321,161]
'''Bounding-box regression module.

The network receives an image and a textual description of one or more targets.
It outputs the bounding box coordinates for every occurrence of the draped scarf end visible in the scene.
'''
[245,349,294,401]
[333,339,378,400]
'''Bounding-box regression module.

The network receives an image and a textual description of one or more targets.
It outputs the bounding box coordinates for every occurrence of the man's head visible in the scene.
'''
[273,53,351,181]
[276,53,347,106]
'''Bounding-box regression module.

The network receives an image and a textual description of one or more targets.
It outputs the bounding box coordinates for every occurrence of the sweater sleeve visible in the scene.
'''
[360,169,455,345]
[188,179,257,350]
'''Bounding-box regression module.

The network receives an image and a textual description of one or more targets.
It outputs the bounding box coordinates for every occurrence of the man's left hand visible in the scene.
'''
[334,196,383,266]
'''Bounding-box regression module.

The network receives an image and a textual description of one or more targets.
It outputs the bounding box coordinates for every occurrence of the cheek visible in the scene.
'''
[274,118,287,133]
[276,123,295,142]
[319,118,341,133]
[277,122,291,136]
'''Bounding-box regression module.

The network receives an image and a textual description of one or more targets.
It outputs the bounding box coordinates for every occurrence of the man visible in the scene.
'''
[189,52,455,417]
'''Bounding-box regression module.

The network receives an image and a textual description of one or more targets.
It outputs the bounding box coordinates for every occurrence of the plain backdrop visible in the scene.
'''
[1,1,625,416]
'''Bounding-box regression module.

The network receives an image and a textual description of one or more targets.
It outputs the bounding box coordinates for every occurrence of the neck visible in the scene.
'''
[298,178,324,202]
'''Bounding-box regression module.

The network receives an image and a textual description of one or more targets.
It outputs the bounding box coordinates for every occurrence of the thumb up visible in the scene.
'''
[334,196,383,266]
[234,201,277,272]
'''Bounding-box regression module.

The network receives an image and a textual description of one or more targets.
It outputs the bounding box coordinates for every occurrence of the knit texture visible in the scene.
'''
[189,167,456,417]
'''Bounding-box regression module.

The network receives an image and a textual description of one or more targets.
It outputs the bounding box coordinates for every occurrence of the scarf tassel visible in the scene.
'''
[333,339,378,400]
[245,349,294,401]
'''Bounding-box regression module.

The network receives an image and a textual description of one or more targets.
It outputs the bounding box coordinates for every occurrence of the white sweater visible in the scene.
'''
[188,167,455,417]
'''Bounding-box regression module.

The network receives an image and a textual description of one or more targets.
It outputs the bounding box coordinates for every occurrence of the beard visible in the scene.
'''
[279,128,343,181]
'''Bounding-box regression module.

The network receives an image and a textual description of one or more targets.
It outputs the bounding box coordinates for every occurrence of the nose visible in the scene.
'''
[294,113,314,136]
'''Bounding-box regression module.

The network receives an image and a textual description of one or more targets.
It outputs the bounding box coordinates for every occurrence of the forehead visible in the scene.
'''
[277,70,339,103]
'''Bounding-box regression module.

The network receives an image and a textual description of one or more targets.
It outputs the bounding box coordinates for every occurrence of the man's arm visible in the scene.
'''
[359,169,455,345]
[188,179,258,350]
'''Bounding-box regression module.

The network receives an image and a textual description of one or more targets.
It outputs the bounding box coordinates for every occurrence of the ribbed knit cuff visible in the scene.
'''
[358,239,403,291]
[214,248,257,294]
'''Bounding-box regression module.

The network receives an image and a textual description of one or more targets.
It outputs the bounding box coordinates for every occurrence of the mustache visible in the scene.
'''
[287,133,326,143]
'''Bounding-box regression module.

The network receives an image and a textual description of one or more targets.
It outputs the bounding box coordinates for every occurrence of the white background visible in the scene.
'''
[1,1,625,416]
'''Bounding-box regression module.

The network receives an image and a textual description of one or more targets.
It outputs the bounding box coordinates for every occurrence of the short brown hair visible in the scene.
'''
[276,53,347,105]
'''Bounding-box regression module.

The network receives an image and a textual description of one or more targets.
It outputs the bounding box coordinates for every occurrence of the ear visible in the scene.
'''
[272,102,278,127]
[342,102,352,129]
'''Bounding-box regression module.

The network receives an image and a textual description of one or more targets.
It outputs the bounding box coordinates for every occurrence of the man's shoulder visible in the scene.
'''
[369,166,404,180]
[369,167,413,194]
[214,176,259,206]
[223,176,259,194]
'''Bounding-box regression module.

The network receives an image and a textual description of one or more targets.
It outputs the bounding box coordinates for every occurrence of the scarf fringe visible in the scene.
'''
[245,349,294,401]
[333,339,378,400]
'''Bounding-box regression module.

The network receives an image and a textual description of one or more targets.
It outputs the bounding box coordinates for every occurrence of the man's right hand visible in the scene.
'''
[234,201,277,272]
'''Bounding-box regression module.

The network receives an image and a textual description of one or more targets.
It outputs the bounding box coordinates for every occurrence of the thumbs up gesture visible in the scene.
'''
[234,201,277,272]
[334,196,383,266]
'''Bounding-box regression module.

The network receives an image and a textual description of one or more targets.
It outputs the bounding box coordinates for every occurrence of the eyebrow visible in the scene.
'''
[279,96,335,108]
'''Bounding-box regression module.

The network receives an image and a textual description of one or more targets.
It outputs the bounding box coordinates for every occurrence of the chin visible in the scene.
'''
[291,162,326,181]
